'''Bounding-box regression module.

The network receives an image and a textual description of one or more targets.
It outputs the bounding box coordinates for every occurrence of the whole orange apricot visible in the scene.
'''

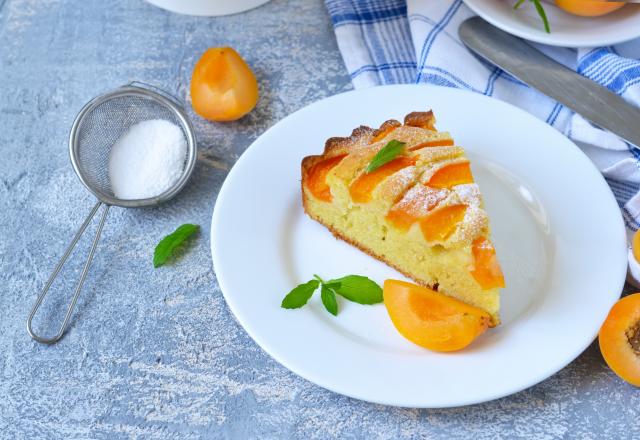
[190,47,259,121]
[555,0,625,17]
[599,293,640,387]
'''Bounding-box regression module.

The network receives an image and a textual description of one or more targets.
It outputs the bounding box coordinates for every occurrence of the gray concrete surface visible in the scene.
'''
[0,0,638,438]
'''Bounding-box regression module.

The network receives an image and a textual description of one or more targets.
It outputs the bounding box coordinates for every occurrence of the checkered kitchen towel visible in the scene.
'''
[325,0,640,283]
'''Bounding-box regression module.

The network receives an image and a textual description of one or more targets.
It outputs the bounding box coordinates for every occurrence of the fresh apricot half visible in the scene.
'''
[470,237,505,290]
[305,155,347,202]
[555,0,625,17]
[419,204,467,242]
[383,279,491,352]
[428,162,474,189]
[599,293,640,387]
[190,47,259,121]
[349,156,416,203]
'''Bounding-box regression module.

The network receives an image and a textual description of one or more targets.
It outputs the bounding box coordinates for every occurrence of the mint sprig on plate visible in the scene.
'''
[514,0,550,33]
[365,139,406,173]
[153,223,200,268]
[281,274,383,316]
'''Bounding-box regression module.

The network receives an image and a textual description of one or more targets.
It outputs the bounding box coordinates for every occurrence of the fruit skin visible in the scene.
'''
[304,155,347,202]
[555,0,625,17]
[419,204,467,242]
[470,237,506,290]
[409,139,454,151]
[633,229,640,263]
[385,186,448,231]
[349,156,416,203]
[190,47,259,121]
[427,162,474,189]
[599,293,640,387]
[383,279,491,352]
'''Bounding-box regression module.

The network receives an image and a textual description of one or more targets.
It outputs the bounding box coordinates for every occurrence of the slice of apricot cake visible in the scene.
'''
[301,110,505,324]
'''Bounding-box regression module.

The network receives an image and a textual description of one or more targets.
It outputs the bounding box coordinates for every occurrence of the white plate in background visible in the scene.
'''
[211,84,626,407]
[464,0,640,47]
[145,0,270,16]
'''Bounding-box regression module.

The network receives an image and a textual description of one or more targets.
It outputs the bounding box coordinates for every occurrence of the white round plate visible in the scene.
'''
[463,0,640,47]
[145,0,270,17]
[211,85,626,408]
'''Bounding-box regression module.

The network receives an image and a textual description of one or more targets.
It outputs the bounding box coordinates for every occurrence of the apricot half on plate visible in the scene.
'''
[599,293,640,387]
[555,0,625,17]
[383,279,491,352]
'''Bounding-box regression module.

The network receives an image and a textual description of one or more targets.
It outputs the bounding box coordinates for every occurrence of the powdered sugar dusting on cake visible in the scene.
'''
[393,184,449,217]
[373,165,419,203]
[450,205,488,246]
[454,183,482,207]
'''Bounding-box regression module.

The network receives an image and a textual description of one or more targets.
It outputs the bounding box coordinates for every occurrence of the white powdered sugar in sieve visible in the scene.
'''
[108,119,187,200]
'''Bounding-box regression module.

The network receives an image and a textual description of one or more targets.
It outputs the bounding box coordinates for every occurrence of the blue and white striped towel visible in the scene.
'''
[325,0,640,284]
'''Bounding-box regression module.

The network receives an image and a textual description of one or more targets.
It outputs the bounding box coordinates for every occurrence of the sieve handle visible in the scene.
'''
[27,201,110,344]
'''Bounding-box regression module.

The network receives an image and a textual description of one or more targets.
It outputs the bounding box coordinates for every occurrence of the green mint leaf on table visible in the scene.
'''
[365,140,406,173]
[281,279,320,309]
[153,223,200,268]
[325,275,383,305]
[320,285,339,316]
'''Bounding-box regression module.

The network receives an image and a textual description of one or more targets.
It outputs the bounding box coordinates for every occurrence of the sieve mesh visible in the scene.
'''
[70,86,196,208]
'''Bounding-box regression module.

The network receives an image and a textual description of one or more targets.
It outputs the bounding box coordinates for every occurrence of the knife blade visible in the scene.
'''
[459,17,640,148]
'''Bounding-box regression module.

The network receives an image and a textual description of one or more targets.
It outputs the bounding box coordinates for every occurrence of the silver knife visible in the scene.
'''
[459,17,640,148]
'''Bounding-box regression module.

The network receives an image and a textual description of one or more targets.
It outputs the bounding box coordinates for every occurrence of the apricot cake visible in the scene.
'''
[301,111,505,324]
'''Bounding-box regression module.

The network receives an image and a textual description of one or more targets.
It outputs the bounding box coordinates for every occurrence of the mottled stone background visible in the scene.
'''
[0,0,638,438]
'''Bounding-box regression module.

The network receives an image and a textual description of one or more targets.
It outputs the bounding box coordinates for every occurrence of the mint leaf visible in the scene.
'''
[326,275,383,305]
[281,280,319,309]
[514,0,549,33]
[153,223,199,268]
[365,140,406,173]
[320,285,339,316]
[531,0,550,33]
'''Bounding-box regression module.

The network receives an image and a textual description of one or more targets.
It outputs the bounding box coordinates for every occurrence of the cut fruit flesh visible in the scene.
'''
[305,155,346,202]
[349,156,416,203]
[428,162,474,189]
[419,204,467,242]
[470,237,506,289]
[409,139,454,151]
[383,279,491,352]
[599,293,640,387]
[386,185,449,231]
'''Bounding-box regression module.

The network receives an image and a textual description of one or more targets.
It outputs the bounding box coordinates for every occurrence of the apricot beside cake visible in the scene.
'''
[301,110,505,324]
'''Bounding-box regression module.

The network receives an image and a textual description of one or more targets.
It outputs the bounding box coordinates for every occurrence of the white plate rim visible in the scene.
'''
[463,0,640,48]
[211,84,627,408]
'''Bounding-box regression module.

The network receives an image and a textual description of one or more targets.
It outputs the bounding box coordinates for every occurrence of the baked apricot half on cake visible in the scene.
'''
[301,110,504,324]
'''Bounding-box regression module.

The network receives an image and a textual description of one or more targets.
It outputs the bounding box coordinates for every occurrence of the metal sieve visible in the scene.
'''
[27,82,197,344]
